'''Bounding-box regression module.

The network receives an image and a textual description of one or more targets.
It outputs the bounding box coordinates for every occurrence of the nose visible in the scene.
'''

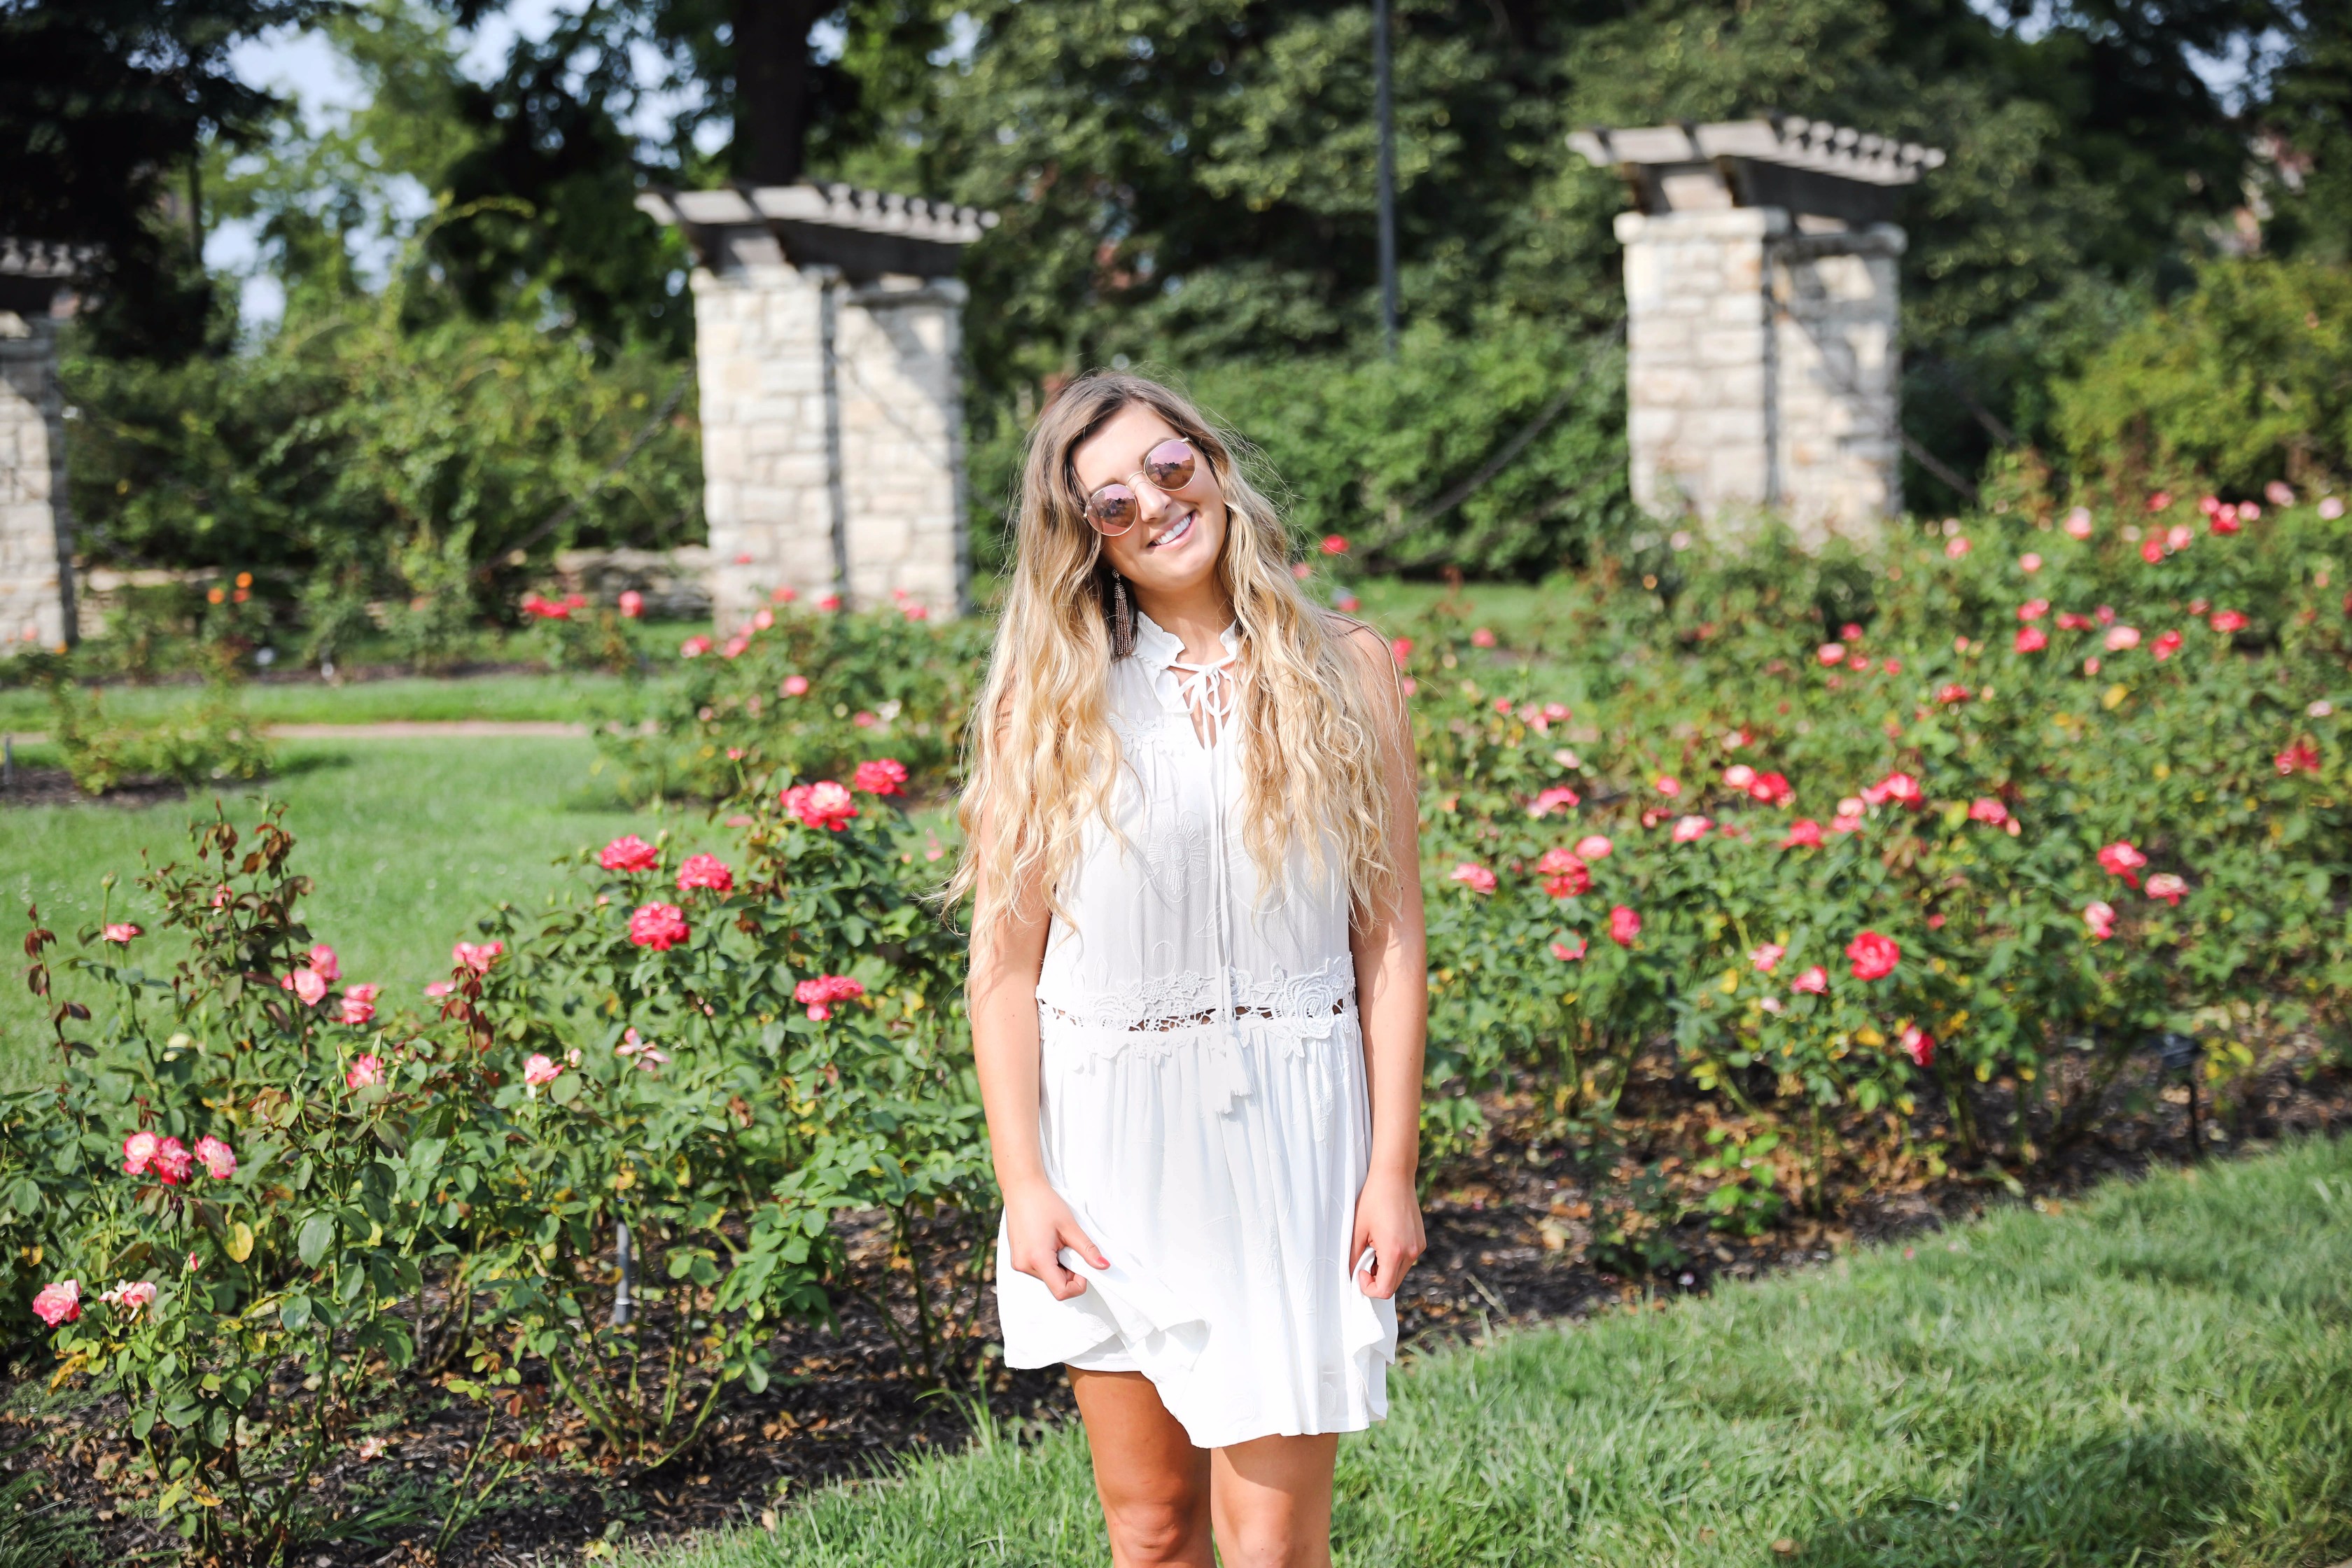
[1133,475,1177,526]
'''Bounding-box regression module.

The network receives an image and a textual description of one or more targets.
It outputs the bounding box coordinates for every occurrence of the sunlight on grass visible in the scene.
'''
[631,1139,2352,1567]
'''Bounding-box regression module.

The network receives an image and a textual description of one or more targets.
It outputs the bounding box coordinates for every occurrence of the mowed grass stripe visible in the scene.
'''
[636,1138,2352,1567]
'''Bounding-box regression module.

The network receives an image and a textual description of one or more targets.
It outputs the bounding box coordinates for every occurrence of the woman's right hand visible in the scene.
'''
[1003,1177,1110,1301]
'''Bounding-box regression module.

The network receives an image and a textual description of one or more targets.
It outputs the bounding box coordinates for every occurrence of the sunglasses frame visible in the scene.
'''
[1082,436,1203,537]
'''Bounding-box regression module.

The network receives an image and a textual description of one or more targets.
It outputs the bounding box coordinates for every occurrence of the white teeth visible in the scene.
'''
[1153,512,1193,548]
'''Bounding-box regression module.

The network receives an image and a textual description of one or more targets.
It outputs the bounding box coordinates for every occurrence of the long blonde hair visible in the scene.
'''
[950,372,1400,939]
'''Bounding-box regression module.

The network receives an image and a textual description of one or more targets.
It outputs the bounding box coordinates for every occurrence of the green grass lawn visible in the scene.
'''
[635,1138,2352,1567]
[0,736,685,1083]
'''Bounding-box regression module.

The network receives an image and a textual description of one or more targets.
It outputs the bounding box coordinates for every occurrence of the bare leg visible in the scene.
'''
[1210,1432,1340,1568]
[1069,1368,1214,1567]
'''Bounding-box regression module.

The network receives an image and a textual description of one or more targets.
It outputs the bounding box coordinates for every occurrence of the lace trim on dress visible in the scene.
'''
[1036,953,1357,1035]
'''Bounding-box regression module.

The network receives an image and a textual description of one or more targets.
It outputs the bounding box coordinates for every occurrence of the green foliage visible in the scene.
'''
[40,668,273,795]
[595,603,993,806]
[2052,257,2352,497]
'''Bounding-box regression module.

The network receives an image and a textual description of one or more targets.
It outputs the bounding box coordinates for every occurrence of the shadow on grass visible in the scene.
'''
[1807,1424,2250,1567]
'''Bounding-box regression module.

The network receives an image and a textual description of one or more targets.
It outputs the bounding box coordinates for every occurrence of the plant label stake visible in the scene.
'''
[613,1219,634,1327]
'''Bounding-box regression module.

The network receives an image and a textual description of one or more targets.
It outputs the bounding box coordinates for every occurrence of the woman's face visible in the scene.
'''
[1069,402,1228,601]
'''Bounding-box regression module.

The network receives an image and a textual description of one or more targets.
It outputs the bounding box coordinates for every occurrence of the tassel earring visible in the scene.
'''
[1110,571,1135,658]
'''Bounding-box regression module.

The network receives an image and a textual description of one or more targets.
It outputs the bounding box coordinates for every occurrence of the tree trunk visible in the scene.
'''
[733,0,823,186]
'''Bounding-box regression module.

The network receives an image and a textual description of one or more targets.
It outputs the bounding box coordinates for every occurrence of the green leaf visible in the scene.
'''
[297,1214,335,1268]
[279,1294,313,1331]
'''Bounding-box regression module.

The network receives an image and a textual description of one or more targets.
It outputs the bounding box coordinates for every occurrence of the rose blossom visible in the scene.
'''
[2019,553,2043,573]
[600,835,659,873]
[2146,872,2188,906]
[122,1130,158,1176]
[2321,496,2345,521]
[781,674,811,697]
[680,635,712,659]
[1668,814,1710,844]
[676,853,735,893]
[1817,642,1847,666]
[2096,841,2147,886]
[2082,901,2118,941]
[2104,625,2141,652]
[781,780,860,831]
[340,983,379,1026]
[1791,965,1828,995]
[1449,862,1498,895]
[1655,775,1681,797]
[2064,507,2094,539]
[1608,905,1641,946]
[1550,936,1588,962]
[854,758,910,796]
[2210,609,2248,634]
[1937,684,1970,705]
[100,1280,157,1317]
[152,1138,194,1185]
[2151,629,2183,661]
[628,902,690,951]
[1528,785,1581,819]
[1321,534,1349,555]
[794,974,867,1021]
[1845,930,1900,981]
[281,969,328,1007]
[1535,847,1590,897]
[1899,1025,1934,1068]
[1471,627,1497,648]
[1750,943,1785,974]
[617,589,644,619]
[523,1054,561,1092]
[1782,818,1824,848]
[1573,834,1613,861]
[102,923,141,944]
[1968,797,2009,825]
[2019,599,2050,623]
[1863,772,1922,808]
[1389,638,1413,665]
[1945,536,1970,559]
[308,944,341,982]
[346,1054,384,1090]
[1723,764,1757,790]
[193,1135,235,1180]
[2275,739,2320,776]
[31,1280,79,1326]
[454,940,504,973]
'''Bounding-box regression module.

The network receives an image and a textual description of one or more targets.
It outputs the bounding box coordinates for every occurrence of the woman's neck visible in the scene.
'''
[1133,581,1235,664]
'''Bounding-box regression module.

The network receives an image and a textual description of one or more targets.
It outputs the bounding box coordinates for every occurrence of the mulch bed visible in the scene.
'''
[0,765,188,811]
[8,1036,2347,1568]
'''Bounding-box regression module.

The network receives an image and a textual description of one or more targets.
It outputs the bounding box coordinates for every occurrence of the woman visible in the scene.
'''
[953,371,1428,1566]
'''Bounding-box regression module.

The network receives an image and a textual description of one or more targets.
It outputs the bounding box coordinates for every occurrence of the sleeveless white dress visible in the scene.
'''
[993,610,1399,1450]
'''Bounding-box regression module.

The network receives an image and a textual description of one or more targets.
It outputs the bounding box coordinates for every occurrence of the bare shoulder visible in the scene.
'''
[1322,612,1392,671]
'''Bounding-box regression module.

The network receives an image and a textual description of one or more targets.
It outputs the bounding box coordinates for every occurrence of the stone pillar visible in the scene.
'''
[0,310,76,648]
[1573,118,1939,547]
[639,185,992,631]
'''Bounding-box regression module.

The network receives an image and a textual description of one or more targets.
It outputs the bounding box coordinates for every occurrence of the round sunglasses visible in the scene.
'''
[1082,437,1200,536]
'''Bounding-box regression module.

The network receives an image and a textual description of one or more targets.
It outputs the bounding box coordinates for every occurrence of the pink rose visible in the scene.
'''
[2019,553,2042,573]
[617,589,644,619]
[2209,610,2247,634]
[628,903,690,951]
[1389,637,1413,665]
[2011,626,2046,655]
[153,1138,194,1186]
[1608,905,1641,946]
[1863,772,1921,808]
[1573,834,1613,861]
[1550,936,1588,962]
[680,634,712,659]
[2152,629,2183,661]
[1749,943,1784,974]
[2083,901,2117,941]
[782,674,811,696]
[1671,814,1712,844]
[600,835,659,873]
[281,969,328,1007]
[308,944,341,982]
[122,1130,159,1176]
[1945,536,1970,559]
[1968,797,2009,825]
[454,940,505,974]
[523,1054,560,1091]
[676,853,735,893]
[1937,683,1970,705]
[1781,818,1823,848]
[100,1279,157,1317]
[346,1054,384,1090]
[2276,739,2320,776]
[2146,872,2187,906]
[1528,785,1581,819]
[193,1135,235,1180]
[1321,534,1349,556]
[1845,930,1900,981]
[2064,507,2094,539]
[1899,1025,1933,1068]
[2019,599,2050,622]
[31,1280,79,1326]
[794,974,867,1021]
[1449,862,1498,895]
[1471,627,1497,648]
[340,984,379,1027]
[2104,625,2141,652]
[782,780,860,830]
[1723,764,1757,790]
[102,923,141,944]
[1791,965,1828,995]
[2096,841,2146,887]
[853,758,910,797]
[1817,642,1847,666]
[1655,776,1681,798]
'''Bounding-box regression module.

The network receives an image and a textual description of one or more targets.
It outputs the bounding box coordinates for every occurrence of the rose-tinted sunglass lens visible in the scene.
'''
[1143,439,1196,491]
[1087,483,1140,535]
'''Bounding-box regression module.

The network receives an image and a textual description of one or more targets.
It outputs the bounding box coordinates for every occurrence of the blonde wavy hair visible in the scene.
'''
[949,372,1401,940]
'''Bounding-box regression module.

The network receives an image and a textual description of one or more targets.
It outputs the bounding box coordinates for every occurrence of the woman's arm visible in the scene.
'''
[1342,624,1429,1298]
[967,787,1110,1301]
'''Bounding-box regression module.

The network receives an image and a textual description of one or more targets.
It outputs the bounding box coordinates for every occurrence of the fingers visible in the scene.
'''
[1062,1219,1111,1271]
[1014,1247,1086,1301]
[1354,1233,1424,1299]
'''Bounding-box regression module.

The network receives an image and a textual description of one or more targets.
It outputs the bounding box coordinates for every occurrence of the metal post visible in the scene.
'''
[1373,0,1399,358]
[612,1219,634,1327]
[818,272,852,608]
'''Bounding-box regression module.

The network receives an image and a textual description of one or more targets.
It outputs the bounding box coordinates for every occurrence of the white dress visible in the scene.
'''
[994,610,1399,1450]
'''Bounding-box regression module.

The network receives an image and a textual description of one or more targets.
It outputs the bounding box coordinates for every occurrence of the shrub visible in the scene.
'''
[39,669,272,795]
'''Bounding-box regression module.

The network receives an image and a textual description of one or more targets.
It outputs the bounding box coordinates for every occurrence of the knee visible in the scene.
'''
[1102,1492,1209,1565]
[1212,1515,1324,1568]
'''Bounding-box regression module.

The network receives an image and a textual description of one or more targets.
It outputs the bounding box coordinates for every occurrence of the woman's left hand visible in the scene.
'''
[1349,1170,1426,1299]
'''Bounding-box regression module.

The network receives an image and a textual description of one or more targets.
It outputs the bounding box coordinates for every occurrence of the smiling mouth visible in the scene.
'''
[1147,510,1194,550]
